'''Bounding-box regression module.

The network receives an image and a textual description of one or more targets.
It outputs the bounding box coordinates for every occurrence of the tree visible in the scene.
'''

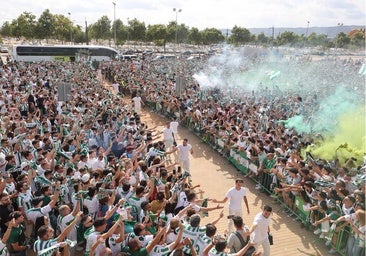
[11,11,37,39]
[307,33,328,47]
[0,21,12,37]
[36,9,55,41]
[335,32,350,48]
[53,14,71,42]
[256,32,270,45]
[177,23,189,44]
[350,31,365,48]
[188,27,202,45]
[229,25,251,45]
[146,24,167,46]
[90,16,112,42]
[112,19,126,45]
[276,31,299,46]
[72,25,85,44]
[201,28,225,45]
[128,18,146,42]
[166,21,177,43]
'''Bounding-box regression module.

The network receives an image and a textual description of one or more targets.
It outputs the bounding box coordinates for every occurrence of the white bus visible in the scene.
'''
[11,45,118,62]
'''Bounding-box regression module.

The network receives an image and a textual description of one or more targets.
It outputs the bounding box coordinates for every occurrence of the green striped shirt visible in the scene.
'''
[33,238,58,256]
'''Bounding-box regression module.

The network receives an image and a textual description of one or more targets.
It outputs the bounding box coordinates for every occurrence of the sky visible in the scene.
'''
[0,0,365,30]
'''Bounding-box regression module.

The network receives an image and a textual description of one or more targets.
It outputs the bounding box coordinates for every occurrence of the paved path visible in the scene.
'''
[142,110,330,256]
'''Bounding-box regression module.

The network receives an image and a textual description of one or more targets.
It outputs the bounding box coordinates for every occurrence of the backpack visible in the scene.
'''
[232,231,255,256]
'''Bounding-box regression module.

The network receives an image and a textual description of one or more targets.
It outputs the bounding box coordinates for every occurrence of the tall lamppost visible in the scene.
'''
[112,2,117,47]
[68,12,72,44]
[303,20,310,48]
[173,8,182,53]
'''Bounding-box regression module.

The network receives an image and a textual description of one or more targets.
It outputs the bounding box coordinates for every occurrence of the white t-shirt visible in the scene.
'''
[26,205,52,224]
[177,144,192,161]
[225,187,247,210]
[251,212,271,243]
[162,127,174,141]
[170,121,179,134]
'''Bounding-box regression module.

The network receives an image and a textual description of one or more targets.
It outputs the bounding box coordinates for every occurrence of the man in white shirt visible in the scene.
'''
[212,178,250,232]
[162,122,174,152]
[247,205,272,256]
[174,138,193,173]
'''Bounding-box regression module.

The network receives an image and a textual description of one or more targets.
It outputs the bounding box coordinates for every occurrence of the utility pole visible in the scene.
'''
[173,8,182,54]
[68,12,72,44]
[85,19,89,45]
[112,2,117,47]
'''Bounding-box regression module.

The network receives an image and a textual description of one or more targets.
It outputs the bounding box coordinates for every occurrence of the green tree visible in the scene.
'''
[276,31,299,46]
[128,18,146,42]
[201,28,225,45]
[177,23,189,44]
[112,19,126,45]
[188,27,202,45]
[72,25,85,43]
[0,21,12,37]
[350,31,365,48]
[256,32,270,45]
[166,21,177,43]
[53,14,71,42]
[90,16,112,42]
[146,24,167,46]
[229,25,251,45]
[11,11,37,39]
[335,32,350,48]
[36,9,55,41]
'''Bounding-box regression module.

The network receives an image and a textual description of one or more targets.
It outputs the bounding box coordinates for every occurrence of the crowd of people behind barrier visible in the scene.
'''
[0,51,364,256]
[103,53,366,255]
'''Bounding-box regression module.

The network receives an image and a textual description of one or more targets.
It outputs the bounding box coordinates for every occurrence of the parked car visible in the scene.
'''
[0,46,8,53]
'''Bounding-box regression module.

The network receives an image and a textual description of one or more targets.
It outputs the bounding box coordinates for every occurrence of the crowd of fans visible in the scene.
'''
[0,50,364,256]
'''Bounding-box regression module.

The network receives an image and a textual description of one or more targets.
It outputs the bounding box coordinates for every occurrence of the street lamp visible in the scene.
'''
[112,2,117,47]
[173,8,182,53]
[68,12,72,44]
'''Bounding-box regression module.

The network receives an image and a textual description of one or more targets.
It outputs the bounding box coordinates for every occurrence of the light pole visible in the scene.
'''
[173,8,182,53]
[303,21,310,48]
[127,17,130,44]
[112,2,117,47]
[68,12,72,44]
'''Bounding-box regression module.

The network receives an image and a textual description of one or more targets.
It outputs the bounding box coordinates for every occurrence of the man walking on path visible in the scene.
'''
[247,205,272,256]
[212,178,250,232]
[174,138,193,173]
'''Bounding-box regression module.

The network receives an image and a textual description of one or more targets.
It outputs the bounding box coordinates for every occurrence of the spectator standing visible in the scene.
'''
[227,216,254,254]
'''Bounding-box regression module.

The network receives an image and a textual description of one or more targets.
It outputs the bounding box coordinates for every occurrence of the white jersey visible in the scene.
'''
[162,127,174,141]
[26,205,52,224]
[108,233,124,256]
[225,187,247,210]
[148,244,172,256]
[33,238,58,256]
[0,240,8,256]
[170,121,179,134]
[181,223,206,255]
[177,144,192,161]
[57,213,77,241]
[251,212,271,243]
[86,231,104,256]
[17,189,33,212]
[195,234,212,256]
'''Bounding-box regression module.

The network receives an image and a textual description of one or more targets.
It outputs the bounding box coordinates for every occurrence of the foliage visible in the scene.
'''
[0,9,364,49]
